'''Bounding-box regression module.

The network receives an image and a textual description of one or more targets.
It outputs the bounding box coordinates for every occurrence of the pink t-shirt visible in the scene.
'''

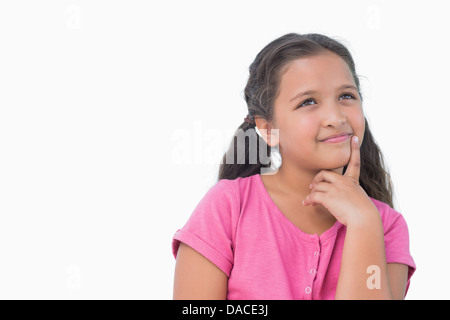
[172,174,416,300]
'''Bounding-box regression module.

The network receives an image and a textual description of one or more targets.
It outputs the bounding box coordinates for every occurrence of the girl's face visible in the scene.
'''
[271,51,365,172]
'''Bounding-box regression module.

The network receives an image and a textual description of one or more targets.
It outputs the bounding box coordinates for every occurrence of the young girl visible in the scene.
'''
[172,33,416,300]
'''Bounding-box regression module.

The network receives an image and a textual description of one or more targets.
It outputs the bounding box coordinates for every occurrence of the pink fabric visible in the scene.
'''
[172,174,416,300]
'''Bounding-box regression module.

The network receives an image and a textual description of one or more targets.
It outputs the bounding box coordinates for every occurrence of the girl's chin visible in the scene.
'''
[322,163,349,172]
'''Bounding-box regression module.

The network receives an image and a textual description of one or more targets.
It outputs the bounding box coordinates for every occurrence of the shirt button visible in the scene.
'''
[305,287,312,294]
[310,268,316,275]
[314,251,320,256]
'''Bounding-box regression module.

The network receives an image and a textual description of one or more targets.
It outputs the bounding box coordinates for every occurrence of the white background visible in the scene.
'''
[0,0,448,299]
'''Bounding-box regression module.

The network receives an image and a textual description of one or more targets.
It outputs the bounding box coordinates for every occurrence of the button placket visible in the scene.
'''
[305,240,321,298]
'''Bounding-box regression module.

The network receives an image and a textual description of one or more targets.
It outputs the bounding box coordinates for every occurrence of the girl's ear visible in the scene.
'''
[255,118,279,147]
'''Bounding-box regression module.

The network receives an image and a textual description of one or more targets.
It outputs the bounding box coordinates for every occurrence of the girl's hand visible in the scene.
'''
[302,136,379,226]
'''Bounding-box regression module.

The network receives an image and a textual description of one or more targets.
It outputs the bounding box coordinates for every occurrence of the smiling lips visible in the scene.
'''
[320,134,351,143]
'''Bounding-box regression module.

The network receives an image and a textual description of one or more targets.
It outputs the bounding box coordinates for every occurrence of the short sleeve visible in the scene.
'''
[172,179,240,277]
[383,209,416,296]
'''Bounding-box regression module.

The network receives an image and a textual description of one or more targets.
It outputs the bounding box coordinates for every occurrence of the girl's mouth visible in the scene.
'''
[320,134,351,143]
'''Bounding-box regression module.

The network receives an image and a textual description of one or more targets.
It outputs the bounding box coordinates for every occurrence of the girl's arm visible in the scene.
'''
[304,137,410,300]
[173,242,228,299]
[387,263,409,299]
[334,212,409,300]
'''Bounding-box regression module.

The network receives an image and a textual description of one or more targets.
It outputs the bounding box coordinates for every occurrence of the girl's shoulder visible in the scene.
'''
[215,174,259,198]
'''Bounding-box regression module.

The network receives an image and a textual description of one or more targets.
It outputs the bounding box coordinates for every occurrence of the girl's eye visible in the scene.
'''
[296,93,356,109]
[297,99,316,108]
[339,93,355,100]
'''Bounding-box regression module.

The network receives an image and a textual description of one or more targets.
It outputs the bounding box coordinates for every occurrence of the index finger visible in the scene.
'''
[344,135,361,181]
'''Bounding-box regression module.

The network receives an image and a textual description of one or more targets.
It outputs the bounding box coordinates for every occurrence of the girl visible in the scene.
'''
[172,33,415,300]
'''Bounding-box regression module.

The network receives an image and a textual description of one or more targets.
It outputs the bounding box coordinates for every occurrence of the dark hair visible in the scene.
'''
[217,33,395,209]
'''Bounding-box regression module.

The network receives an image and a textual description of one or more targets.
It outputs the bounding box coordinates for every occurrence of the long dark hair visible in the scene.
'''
[217,33,395,209]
